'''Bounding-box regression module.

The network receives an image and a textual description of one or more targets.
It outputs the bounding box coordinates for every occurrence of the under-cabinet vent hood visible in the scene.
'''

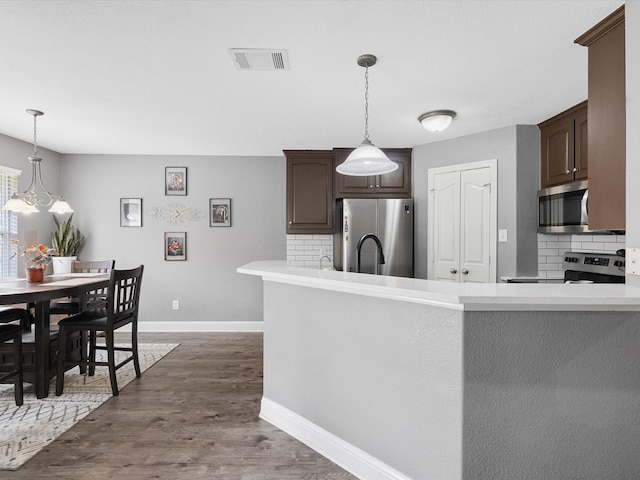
[229,49,290,71]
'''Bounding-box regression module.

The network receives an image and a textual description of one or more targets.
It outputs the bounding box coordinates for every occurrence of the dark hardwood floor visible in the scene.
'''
[7,332,357,479]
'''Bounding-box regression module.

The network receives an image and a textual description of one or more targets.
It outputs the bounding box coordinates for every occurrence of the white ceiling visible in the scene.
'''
[0,0,625,157]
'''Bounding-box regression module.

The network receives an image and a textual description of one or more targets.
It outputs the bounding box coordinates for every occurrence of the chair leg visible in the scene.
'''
[79,331,88,375]
[106,330,119,396]
[132,323,141,378]
[55,325,68,396]
[88,331,97,376]
[13,332,23,406]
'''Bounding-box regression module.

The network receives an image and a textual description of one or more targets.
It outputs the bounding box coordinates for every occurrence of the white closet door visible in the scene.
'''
[428,159,497,283]
[430,170,460,282]
[460,167,492,283]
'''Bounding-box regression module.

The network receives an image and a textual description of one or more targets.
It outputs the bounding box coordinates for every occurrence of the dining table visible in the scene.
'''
[0,272,110,398]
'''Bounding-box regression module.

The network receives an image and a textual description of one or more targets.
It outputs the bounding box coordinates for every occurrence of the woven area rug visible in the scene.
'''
[0,343,179,471]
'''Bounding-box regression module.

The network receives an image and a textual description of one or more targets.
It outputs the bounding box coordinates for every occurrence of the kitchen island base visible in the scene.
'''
[240,262,640,480]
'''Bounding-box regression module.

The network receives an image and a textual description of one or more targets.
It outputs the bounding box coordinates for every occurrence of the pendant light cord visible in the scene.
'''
[363,64,369,142]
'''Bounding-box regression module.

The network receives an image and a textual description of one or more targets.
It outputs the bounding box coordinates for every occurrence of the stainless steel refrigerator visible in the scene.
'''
[334,198,413,277]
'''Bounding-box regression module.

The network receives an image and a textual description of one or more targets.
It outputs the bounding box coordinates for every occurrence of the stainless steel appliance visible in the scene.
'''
[538,180,589,233]
[334,198,413,277]
[505,251,625,283]
[562,251,625,283]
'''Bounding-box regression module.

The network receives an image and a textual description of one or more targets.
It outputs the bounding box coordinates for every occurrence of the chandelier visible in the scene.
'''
[336,54,398,176]
[2,109,73,214]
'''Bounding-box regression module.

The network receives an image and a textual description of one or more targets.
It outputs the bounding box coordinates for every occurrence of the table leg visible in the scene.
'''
[34,300,51,399]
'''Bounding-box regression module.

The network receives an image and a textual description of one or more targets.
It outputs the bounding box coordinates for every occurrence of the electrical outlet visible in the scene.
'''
[172,300,180,310]
[498,229,508,243]
[627,248,640,275]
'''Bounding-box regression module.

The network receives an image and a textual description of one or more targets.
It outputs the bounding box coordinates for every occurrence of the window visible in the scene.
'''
[0,165,20,278]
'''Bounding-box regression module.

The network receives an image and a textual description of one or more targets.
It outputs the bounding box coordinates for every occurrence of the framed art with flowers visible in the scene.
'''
[164,231,186,261]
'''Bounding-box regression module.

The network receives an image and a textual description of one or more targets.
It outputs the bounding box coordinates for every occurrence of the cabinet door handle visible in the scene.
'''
[461,268,469,275]
[573,167,578,173]
[288,221,292,225]
[369,185,373,189]
[450,268,457,274]
[376,184,380,188]
[565,169,571,174]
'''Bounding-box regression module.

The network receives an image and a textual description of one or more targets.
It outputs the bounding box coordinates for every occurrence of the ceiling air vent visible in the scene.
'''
[229,48,290,71]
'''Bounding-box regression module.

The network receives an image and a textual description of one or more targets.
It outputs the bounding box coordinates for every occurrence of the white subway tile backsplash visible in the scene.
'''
[286,234,334,269]
[538,233,625,276]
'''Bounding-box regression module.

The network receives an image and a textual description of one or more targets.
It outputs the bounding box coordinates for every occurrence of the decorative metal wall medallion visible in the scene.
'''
[147,203,203,224]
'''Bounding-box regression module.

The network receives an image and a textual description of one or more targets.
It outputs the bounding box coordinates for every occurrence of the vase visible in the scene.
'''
[52,256,77,274]
[26,267,46,283]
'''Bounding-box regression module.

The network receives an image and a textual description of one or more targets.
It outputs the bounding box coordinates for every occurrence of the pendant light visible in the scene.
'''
[336,54,397,176]
[418,110,456,133]
[2,109,73,214]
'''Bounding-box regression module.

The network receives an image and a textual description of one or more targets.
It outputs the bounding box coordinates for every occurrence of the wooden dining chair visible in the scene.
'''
[49,260,115,315]
[56,265,144,397]
[0,307,32,331]
[0,315,24,406]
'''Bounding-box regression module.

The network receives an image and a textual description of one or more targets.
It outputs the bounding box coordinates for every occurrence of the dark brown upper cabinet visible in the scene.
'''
[333,148,412,198]
[575,5,625,231]
[539,101,588,189]
[285,150,334,235]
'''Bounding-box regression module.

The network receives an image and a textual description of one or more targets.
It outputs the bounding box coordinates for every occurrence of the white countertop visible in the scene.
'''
[238,260,640,311]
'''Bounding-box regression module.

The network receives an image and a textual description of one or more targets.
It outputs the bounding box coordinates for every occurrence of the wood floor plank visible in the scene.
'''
[5,332,357,479]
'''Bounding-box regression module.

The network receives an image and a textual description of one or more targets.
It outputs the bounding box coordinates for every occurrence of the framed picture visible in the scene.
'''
[209,198,231,227]
[120,198,143,227]
[165,167,187,196]
[165,231,186,261]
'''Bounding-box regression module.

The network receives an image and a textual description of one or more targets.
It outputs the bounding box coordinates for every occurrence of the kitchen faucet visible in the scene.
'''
[356,233,385,274]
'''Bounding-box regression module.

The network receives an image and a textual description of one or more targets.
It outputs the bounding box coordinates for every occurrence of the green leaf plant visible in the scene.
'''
[51,213,85,257]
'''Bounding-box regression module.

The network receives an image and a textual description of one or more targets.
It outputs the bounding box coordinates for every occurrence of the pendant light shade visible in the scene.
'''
[418,110,457,133]
[335,139,398,176]
[2,109,73,214]
[336,54,397,177]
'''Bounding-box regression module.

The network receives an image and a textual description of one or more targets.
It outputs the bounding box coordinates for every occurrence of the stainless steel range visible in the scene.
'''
[562,251,625,283]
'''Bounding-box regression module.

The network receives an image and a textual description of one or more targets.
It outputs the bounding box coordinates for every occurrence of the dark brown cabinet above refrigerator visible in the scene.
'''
[333,148,412,198]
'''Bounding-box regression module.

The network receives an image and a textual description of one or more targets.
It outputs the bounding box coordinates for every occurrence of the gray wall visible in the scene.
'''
[60,154,286,325]
[412,125,540,280]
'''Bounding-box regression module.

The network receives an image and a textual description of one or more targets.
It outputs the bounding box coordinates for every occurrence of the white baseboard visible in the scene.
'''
[126,321,263,332]
[260,397,411,480]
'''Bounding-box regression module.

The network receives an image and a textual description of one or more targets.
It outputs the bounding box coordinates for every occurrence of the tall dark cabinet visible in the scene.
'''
[285,150,334,234]
[575,5,625,231]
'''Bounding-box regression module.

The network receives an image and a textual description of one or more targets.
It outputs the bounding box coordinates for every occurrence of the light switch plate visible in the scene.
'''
[498,229,508,243]
[627,248,640,275]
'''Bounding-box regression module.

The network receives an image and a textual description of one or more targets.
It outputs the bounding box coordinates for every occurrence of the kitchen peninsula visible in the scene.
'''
[239,260,640,480]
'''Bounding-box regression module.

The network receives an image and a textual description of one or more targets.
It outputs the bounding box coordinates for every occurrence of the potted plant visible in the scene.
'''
[12,242,55,282]
[51,214,85,274]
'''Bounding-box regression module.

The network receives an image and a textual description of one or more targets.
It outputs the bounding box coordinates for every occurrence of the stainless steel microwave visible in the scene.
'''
[538,180,589,233]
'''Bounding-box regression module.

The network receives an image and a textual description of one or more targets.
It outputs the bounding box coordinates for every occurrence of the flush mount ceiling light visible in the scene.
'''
[336,54,398,177]
[2,109,73,214]
[418,110,457,133]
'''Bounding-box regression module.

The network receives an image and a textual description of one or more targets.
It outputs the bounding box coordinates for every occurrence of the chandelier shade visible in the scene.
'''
[335,54,397,177]
[2,109,73,214]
